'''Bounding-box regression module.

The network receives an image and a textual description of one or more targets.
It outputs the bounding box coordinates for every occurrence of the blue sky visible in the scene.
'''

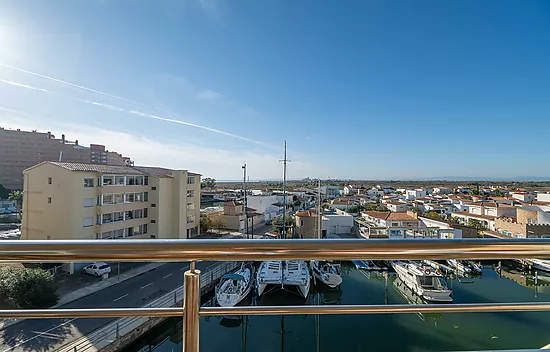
[1,0,550,180]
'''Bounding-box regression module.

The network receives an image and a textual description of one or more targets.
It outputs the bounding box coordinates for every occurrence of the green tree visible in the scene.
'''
[201,177,217,189]
[468,218,486,230]
[448,216,459,224]
[272,216,296,235]
[493,189,504,197]
[200,216,213,233]
[0,267,59,308]
[425,211,445,221]
[8,190,23,220]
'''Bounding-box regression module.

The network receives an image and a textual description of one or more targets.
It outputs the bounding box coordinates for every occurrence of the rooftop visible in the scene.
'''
[43,162,145,175]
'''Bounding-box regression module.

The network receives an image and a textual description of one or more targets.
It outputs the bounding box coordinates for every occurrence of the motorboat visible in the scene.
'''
[215,264,252,307]
[531,259,550,273]
[464,260,483,275]
[310,260,342,288]
[256,260,311,298]
[352,260,387,271]
[447,259,472,275]
[393,278,442,324]
[392,261,453,302]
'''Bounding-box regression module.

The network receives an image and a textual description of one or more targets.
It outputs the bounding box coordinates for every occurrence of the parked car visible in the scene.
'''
[82,262,112,277]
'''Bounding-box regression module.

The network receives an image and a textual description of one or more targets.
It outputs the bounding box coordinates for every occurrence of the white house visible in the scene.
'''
[330,198,356,210]
[433,187,453,195]
[406,189,427,201]
[322,209,354,236]
[367,188,385,197]
[511,192,536,202]
[419,217,463,239]
[538,193,550,202]
[385,201,409,213]
[467,202,517,218]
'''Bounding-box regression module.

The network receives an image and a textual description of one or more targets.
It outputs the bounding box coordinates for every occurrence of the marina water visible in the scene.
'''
[123,263,550,352]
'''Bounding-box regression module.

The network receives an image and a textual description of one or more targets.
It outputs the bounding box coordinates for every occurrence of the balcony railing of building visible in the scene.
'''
[1,238,550,351]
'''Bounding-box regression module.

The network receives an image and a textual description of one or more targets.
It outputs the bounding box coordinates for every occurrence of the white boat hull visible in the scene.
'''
[257,260,311,298]
[311,260,342,288]
[215,266,252,307]
[392,261,452,303]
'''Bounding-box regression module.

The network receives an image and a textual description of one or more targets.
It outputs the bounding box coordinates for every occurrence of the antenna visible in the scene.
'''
[58,151,63,162]
[242,163,248,238]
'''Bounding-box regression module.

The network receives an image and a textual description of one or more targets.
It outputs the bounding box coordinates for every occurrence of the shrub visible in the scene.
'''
[0,267,58,308]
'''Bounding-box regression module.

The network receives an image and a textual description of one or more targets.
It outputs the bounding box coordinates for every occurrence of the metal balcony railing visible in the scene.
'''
[1,238,550,351]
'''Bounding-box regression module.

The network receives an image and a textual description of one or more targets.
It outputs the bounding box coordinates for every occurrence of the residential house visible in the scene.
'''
[467,202,517,218]
[221,201,264,232]
[418,216,481,239]
[246,195,284,221]
[385,201,409,213]
[295,210,320,239]
[316,186,340,199]
[330,198,356,210]
[406,189,427,201]
[511,192,536,202]
[537,193,550,203]
[494,207,550,238]
[361,211,424,238]
[21,161,201,273]
[322,208,354,236]
[433,187,453,194]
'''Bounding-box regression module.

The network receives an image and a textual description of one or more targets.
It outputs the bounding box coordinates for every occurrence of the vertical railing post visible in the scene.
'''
[183,262,200,352]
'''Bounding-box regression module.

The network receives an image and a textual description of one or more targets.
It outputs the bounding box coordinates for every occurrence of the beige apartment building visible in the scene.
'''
[0,128,131,190]
[21,162,201,245]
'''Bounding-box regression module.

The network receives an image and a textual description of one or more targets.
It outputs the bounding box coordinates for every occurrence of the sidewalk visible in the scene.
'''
[0,262,165,330]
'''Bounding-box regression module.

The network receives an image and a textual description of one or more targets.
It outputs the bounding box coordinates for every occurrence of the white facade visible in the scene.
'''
[386,202,408,212]
[406,189,427,201]
[367,189,385,197]
[512,193,536,202]
[419,217,463,239]
[246,195,283,219]
[322,209,354,235]
[433,187,452,194]
[537,193,550,203]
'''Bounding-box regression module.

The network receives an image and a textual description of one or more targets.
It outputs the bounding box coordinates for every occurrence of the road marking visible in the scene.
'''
[163,273,172,279]
[1,318,77,352]
[113,293,129,302]
[141,282,153,289]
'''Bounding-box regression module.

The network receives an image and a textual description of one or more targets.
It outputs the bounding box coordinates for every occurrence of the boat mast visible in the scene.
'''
[242,163,248,238]
[281,141,287,239]
[317,178,321,240]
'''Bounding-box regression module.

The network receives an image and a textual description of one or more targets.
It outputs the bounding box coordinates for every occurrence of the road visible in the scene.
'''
[0,261,214,352]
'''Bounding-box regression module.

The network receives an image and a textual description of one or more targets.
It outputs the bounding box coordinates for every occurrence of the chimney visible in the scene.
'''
[75,140,78,146]
[47,131,51,138]
[62,134,66,144]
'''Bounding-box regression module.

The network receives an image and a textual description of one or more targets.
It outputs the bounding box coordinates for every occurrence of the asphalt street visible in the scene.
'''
[0,261,214,352]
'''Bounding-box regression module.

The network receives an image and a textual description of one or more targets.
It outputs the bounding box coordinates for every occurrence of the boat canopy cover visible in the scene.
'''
[223,273,245,281]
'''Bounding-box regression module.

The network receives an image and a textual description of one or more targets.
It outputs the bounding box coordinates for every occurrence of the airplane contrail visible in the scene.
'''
[0,68,276,148]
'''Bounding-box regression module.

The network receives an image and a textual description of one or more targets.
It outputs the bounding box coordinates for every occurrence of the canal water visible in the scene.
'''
[122,263,550,352]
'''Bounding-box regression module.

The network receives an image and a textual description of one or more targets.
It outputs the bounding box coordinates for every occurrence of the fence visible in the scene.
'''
[57,261,240,352]
[1,238,550,352]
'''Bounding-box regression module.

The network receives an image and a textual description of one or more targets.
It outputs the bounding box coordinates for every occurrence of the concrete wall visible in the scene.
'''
[537,193,550,202]
[539,211,550,224]
[296,215,318,238]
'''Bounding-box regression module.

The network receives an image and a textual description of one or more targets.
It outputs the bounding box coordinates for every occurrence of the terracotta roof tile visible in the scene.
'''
[49,162,145,175]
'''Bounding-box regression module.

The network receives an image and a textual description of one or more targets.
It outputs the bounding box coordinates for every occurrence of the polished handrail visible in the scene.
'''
[2,302,550,319]
[1,238,550,262]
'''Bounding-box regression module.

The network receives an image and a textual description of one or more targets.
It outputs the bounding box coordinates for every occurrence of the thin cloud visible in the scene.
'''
[196,89,224,101]
[0,71,277,148]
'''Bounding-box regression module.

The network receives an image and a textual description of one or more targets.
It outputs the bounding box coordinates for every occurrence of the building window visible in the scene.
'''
[135,192,143,202]
[84,198,94,208]
[115,176,125,185]
[151,203,156,207]
[135,209,143,218]
[125,210,134,220]
[48,177,52,184]
[114,194,124,204]
[151,187,157,190]
[102,176,114,186]
[47,197,52,204]
[102,213,113,224]
[187,190,195,198]
[101,231,114,239]
[150,219,156,223]
[97,214,102,225]
[102,194,114,205]
[114,211,124,222]
[186,202,195,211]
[143,192,148,202]
[187,176,195,185]
[84,178,94,188]
[392,222,399,226]
[136,176,145,185]
[126,193,135,203]
[114,229,125,239]
[126,176,136,186]
[187,215,196,223]
[144,208,148,218]
[83,217,93,227]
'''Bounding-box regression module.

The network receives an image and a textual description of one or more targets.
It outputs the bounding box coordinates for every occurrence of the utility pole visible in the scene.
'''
[242,163,248,238]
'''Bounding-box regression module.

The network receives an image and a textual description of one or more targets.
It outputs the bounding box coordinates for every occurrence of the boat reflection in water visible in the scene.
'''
[393,278,442,325]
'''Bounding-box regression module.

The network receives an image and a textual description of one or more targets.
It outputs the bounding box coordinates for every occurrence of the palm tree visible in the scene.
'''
[8,190,23,220]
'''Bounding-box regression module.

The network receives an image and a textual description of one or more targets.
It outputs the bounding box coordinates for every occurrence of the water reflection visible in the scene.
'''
[123,262,550,352]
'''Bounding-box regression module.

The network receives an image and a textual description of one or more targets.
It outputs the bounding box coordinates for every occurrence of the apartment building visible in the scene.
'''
[21,162,200,245]
[0,128,131,190]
